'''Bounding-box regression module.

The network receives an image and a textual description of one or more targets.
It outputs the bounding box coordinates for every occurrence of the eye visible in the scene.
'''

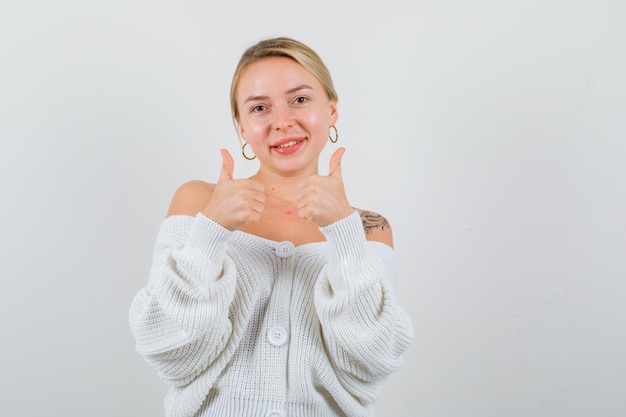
[294,96,308,104]
[251,104,266,113]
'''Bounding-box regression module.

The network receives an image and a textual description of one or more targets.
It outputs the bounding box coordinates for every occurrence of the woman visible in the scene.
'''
[129,37,413,417]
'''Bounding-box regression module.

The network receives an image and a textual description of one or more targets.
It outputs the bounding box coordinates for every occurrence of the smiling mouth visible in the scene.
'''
[273,139,303,149]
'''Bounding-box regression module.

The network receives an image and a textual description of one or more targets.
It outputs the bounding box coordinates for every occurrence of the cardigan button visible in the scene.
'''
[275,241,295,258]
[266,411,283,417]
[267,325,288,346]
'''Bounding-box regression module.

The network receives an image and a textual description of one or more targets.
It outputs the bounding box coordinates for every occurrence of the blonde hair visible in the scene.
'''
[230,37,338,129]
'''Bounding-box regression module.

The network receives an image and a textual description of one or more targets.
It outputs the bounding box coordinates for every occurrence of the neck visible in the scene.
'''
[252,167,318,203]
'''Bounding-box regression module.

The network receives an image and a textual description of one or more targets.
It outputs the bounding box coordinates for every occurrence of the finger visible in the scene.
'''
[250,188,266,204]
[294,190,304,203]
[250,201,265,214]
[294,179,308,203]
[249,180,265,193]
[219,148,234,181]
[328,147,346,178]
[297,206,311,223]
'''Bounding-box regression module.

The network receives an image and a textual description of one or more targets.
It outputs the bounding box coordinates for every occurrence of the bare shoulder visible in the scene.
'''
[354,208,394,248]
[166,180,215,217]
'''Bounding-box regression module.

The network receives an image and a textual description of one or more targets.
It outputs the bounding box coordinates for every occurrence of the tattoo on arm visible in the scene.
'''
[360,211,390,235]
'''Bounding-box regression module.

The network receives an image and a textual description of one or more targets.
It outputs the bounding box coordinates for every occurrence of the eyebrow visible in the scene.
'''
[243,84,314,104]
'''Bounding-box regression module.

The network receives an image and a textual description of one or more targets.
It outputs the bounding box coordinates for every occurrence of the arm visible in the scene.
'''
[129,213,239,387]
[314,211,414,403]
[130,149,266,386]
[130,148,267,387]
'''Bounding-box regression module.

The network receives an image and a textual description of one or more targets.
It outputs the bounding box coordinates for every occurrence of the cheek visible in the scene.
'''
[240,119,268,142]
[309,113,331,140]
[302,108,328,130]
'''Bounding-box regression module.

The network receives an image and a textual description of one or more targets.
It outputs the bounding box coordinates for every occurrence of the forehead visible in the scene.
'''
[237,56,321,96]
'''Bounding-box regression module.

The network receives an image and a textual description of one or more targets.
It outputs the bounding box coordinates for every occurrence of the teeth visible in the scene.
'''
[278,140,298,148]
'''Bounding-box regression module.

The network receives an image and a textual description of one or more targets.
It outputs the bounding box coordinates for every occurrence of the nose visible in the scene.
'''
[272,105,294,130]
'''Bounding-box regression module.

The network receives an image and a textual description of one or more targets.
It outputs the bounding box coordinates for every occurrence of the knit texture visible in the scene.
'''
[129,210,413,417]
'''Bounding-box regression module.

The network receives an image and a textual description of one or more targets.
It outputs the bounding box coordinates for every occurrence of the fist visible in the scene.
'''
[202,149,265,230]
[295,147,354,227]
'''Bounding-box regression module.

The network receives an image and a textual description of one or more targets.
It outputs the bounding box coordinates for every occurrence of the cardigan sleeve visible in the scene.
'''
[314,210,414,404]
[129,214,238,387]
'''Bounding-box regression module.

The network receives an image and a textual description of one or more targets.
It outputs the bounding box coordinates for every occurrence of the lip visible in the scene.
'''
[270,137,306,155]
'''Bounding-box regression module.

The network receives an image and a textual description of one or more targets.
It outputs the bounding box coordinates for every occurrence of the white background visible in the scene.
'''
[1,1,625,416]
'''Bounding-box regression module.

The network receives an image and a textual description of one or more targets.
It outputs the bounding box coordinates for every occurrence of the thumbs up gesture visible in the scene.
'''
[201,149,265,230]
[296,147,354,227]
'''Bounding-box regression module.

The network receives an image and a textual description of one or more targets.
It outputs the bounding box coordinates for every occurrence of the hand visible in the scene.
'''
[295,147,354,227]
[202,149,265,230]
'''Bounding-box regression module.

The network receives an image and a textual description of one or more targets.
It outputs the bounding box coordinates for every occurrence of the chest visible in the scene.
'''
[239,212,326,247]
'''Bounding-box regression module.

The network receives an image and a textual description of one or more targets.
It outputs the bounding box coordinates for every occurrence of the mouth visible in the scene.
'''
[271,138,306,154]
[274,140,302,149]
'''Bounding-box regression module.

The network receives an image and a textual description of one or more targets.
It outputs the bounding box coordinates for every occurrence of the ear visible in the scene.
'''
[329,101,338,126]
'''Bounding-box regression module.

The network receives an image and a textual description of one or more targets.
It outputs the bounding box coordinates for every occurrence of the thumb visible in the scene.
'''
[328,147,345,178]
[219,148,234,181]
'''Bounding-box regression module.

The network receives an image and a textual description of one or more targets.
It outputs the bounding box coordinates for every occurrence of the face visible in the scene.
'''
[236,56,338,176]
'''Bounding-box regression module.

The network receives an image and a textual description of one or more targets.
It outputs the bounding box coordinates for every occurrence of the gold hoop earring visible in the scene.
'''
[242,142,256,160]
[328,125,339,143]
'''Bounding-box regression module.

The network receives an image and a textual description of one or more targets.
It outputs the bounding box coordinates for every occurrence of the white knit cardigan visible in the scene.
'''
[129,210,413,417]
